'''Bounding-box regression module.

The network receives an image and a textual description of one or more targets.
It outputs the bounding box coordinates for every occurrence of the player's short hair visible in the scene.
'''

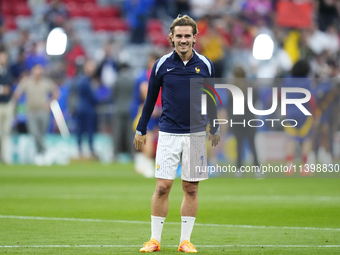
[168,15,198,47]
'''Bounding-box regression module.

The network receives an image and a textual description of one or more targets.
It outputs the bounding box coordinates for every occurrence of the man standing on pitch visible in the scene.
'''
[134,15,220,253]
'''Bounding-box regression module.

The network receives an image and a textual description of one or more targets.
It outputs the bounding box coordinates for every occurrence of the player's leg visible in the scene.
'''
[152,178,174,217]
[140,134,181,252]
[177,135,206,253]
[140,179,173,253]
[178,180,198,253]
[181,180,198,217]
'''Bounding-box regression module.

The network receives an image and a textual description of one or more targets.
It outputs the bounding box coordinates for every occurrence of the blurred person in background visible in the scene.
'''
[282,60,316,175]
[228,66,261,177]
[13,63,59,164]
[310,60,340,165]
[124,0,155,44]
[174,0,190,16]
[197,18,227,78]
[96,41,118,90]
[10,48,28,85]
[25,41,48,72]
[130,53,161,178]
[64,33,85,79]
[112,62,135,163]
[318,0,340,31]
[74,59,99,160]
[44,0,69,32]
[189,0,215,19]
[0,48,14,164]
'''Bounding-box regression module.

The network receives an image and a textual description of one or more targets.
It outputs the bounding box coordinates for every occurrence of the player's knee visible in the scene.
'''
[185,189,197,198]
[183,183,198,198]
[155,183,171,197]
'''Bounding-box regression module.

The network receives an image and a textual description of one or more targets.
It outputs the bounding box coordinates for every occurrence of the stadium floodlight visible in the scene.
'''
[252,34,274,60]
[50,99,70,138]
[46,27,67,56]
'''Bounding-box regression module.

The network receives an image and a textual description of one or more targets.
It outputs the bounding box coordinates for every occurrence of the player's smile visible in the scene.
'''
[172,26,196,60]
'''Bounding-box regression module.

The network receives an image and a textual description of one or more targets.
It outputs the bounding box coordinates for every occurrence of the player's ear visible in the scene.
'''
[193,34,197,44]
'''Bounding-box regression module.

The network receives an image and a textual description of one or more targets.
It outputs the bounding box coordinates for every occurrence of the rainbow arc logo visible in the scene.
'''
[198,84,222,106]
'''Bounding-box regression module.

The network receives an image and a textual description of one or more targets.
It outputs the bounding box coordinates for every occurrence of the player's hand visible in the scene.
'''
[209,133,220,147]
[134,133,146,151]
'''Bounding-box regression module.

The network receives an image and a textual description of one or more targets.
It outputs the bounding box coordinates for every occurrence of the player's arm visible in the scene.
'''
[206,62,220,146]
[134,62,161,150]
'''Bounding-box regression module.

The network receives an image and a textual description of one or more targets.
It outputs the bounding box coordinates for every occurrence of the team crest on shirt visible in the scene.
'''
[156,164,160,170]
[195,66,200,73]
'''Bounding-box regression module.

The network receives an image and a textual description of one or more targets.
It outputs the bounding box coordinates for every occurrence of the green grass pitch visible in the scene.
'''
[0,163,339,254]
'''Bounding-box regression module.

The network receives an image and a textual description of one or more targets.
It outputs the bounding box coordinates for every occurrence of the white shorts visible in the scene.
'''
[155,132,208,182]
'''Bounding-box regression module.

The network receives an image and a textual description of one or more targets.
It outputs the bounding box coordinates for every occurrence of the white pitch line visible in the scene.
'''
[0,245,340,248]
[1,215,340,231]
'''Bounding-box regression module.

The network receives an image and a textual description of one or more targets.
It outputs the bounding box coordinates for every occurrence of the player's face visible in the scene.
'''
[172,26,196,56]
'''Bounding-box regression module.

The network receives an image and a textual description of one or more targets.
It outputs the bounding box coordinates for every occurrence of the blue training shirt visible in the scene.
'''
[136,50,219,135]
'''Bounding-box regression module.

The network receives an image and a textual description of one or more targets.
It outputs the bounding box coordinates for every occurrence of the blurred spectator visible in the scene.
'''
[189,0,215,19]
[306,23,329,56]
[197,18,227,78]
[175,0,191,16]
[74,60,98,159]
[112,63,135,163]
[13,64,59,161]
[282,60,315,175]
[243,0,272,17]
[10,48,27,85]
[228,66,260,177]
[8,30,31,53]
[131,53,161,177]
[324,24,339,55]
[44,0,69,31]
[312,79,335,164]
[0,48,14,164]
[124,0,155,44]
[65,34,85,78]
[318,0,339,31]
[96,42,118,89]
[25,41,48,71]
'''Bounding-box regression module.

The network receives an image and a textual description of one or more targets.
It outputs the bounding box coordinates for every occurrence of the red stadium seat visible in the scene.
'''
[62,0,78,2]
[4,16,17,30]
[149,31,169,47]
[108,18,129,32]
[147,19,163,33]
[88,6,102,19]
[68,4,86,17]
[1,4,14,16]
[13,4,31,16]
[92,19,110,31]
[101,6,120,18]
[65,2,77,9]
[83,3,96,17]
